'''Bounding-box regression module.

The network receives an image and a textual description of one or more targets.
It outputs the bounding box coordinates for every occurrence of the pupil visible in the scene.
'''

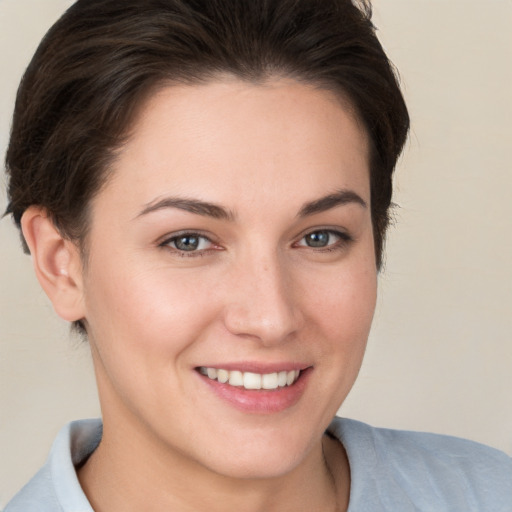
[307,231,329,247]
[176,236,199,251]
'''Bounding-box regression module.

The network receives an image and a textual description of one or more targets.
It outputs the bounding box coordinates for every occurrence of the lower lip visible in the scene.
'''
[198,368,312,414]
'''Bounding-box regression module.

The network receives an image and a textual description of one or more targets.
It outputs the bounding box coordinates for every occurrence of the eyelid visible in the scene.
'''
[294,227,353,250]
[295,226,352,241]
[158,230,220,254]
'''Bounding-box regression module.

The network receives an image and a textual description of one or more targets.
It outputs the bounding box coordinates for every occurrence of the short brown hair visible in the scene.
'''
[5,0,409,269]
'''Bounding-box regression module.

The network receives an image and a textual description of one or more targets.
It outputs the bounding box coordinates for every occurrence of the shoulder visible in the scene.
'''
[3,463,61,512]
[328,417,512,512]
[4,419,101,512]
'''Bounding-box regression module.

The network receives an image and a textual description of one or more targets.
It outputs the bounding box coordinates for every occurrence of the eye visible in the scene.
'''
[161,233,214,253]
[296,229,350,250]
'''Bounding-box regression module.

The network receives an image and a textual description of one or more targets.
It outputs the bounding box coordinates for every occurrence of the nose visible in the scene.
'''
[222,251,303,346]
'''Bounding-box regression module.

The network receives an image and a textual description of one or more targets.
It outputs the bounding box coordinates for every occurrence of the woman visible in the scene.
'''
[3,0,511,510]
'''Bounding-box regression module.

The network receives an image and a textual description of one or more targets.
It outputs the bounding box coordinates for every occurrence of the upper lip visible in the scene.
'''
[196,362,311,374]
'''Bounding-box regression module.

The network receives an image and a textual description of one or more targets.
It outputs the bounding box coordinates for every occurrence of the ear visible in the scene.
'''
[21,207,86,323]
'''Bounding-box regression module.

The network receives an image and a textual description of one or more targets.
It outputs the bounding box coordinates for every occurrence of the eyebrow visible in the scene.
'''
[137,188,366,221]
[137,197,235,221]
[297,189,367,217]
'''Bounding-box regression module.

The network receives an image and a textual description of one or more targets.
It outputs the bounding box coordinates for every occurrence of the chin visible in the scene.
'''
[191,427,317,480]
[208,452,304,480]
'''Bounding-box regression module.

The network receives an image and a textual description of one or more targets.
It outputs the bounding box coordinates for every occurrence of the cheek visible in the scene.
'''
[82,261,224,416]
[300,256,377,383]
[302,260,377,334]
[82,257,220,359]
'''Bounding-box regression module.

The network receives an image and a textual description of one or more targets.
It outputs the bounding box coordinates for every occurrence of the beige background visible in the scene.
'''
[1,0,511,506]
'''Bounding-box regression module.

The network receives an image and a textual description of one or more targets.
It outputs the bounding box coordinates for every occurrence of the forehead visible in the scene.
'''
[98,78,370,217]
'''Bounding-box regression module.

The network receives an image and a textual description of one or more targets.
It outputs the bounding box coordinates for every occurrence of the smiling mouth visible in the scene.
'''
[198,367,301,390]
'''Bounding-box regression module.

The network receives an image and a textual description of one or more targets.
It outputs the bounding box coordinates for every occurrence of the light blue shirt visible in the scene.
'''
[5,417,512,511]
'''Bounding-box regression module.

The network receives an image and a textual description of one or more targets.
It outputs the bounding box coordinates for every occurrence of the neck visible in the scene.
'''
[77,416,349,512]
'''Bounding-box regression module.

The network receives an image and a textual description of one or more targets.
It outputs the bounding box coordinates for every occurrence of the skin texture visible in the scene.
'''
[22,78,377,511]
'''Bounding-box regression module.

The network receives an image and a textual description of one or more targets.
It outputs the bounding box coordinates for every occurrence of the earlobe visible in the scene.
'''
[21,207,86,323]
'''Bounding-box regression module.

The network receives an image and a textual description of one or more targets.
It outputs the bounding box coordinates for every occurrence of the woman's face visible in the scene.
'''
[79,78,377,478]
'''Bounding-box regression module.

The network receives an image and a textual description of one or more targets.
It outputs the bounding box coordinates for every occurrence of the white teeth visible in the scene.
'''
[229,370,244,387]
[262,372,278,390]
[243,372,262,390]
[217,369,229,383]
[199,367,301,390]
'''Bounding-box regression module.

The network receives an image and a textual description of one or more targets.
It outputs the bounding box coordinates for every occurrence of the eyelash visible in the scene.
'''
[159,229,353,257]
[159,232,217,257]
[295,229,353,252]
